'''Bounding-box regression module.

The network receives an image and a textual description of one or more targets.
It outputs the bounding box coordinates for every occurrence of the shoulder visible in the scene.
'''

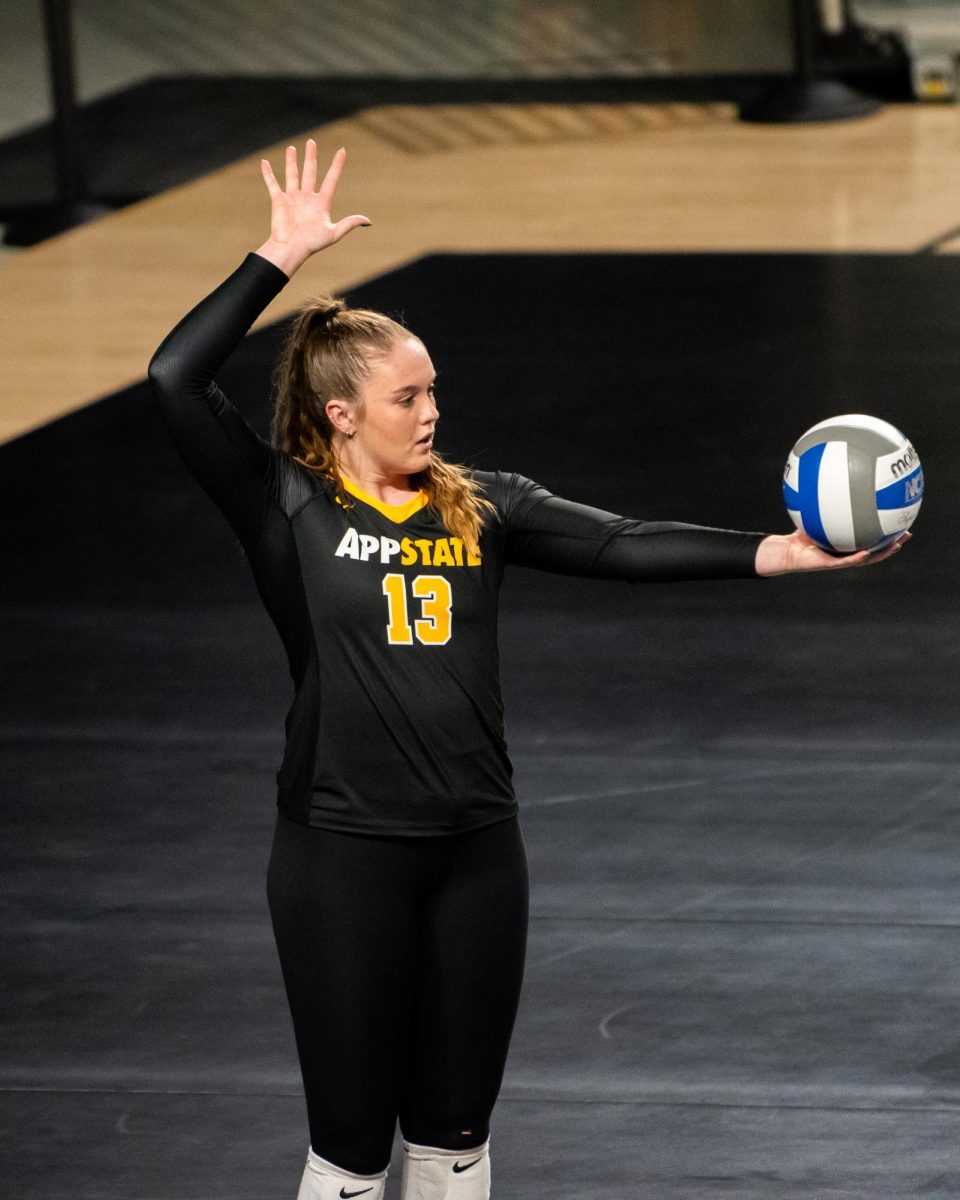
[469,470,554,526]
[470,470,545,503]
[471,469,551,503]
[276,453,338,516]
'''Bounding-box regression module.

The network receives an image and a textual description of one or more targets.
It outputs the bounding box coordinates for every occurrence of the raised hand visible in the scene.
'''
[755,528,910,576]
[255,140,371,276]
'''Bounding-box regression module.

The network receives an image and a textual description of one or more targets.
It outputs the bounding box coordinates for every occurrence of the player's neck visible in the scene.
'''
[339,466,420,506]
[336,444,424,505]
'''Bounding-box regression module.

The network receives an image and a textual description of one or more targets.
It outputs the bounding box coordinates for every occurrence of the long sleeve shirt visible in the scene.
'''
[148,253,764,834]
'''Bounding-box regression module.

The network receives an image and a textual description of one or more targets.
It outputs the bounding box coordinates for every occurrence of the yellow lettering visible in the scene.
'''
[400,538,418,566]
[467,546,482,566]
[412,575,453,645]
[382,574,453,646]
[449,537,465,567]
[432,539,455,568]
[382,574,413,644]
[414,538,433,566]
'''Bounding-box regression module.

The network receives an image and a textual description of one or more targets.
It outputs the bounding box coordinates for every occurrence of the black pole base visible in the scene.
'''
[2,200,115,247]
[740,78,882,124]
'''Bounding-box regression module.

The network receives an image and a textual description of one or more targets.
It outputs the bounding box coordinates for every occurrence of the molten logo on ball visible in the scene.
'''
[782,414,923,553]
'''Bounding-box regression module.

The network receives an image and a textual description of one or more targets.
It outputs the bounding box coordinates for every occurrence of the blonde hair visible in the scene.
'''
[271,295,494,555]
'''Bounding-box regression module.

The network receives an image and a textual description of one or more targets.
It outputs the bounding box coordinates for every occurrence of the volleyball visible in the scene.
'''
[782,414,923,553]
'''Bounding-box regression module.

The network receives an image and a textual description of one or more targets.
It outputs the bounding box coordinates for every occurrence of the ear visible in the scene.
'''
[325,397,356,437]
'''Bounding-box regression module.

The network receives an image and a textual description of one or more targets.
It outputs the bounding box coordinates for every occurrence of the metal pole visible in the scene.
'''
[42,0,85,206]
[794,0,816,84]
[740,0,880,123]
[3,0,112,243]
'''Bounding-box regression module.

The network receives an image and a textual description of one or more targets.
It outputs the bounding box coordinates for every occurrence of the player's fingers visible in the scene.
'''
[260,158,282,199]
[284,144,299,192]
[329,214,373,243]
[301,138,318,192]
[318,146,347,211]
[861,533,910,566]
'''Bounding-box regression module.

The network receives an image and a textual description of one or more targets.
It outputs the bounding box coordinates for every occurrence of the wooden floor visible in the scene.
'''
[4,100,960,444]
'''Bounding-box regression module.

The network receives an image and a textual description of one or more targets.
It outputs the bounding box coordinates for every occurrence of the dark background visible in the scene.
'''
[2,250,955,1197]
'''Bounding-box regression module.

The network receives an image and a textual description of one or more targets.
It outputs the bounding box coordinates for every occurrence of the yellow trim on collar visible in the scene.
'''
[341,477,429,524]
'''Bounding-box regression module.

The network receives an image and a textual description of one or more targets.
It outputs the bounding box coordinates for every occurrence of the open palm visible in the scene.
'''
[259,140,370,271]
[755,528,909,576]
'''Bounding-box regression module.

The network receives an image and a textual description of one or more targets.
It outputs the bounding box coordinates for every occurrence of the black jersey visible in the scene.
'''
[148,253,764,835]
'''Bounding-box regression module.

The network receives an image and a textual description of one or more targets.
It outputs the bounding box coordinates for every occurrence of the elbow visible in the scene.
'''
[147,347,170,395]
[147,345,184,415]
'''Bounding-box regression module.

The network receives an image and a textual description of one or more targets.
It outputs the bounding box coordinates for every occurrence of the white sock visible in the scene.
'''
[400,1138,491,1200]
[296,1147,387,1200]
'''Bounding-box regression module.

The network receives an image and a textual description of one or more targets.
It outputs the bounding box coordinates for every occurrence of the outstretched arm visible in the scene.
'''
[148,141,368,545]
[148,253,289,541]
[492,473,761,582]
[487,473,908,582]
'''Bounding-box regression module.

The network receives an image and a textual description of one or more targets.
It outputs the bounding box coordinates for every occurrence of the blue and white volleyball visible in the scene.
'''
[782,414,923,552]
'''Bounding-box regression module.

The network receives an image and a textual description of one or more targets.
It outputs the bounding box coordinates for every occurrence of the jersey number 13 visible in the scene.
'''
[382,573,452,646]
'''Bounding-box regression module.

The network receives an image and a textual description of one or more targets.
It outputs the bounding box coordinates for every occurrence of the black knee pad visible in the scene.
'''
[399,1121,490,1152]
[309,1134,392,1179]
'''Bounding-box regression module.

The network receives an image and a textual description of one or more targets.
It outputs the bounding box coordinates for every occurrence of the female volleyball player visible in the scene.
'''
[148,141,907,1200]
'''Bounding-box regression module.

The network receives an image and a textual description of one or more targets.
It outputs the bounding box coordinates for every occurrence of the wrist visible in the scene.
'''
[754,534,787,577]
[253,238,311,278]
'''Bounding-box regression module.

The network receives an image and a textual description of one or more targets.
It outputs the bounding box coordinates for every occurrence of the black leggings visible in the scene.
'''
[266,812,529,1176]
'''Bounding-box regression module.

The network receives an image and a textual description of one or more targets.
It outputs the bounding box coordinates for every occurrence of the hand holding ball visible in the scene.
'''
[782,414,923,553]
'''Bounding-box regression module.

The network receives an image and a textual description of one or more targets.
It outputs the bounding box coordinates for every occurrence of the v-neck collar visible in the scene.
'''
[341,476,429,524]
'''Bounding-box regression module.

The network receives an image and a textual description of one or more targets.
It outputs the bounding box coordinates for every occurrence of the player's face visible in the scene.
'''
[353,336,439,479]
